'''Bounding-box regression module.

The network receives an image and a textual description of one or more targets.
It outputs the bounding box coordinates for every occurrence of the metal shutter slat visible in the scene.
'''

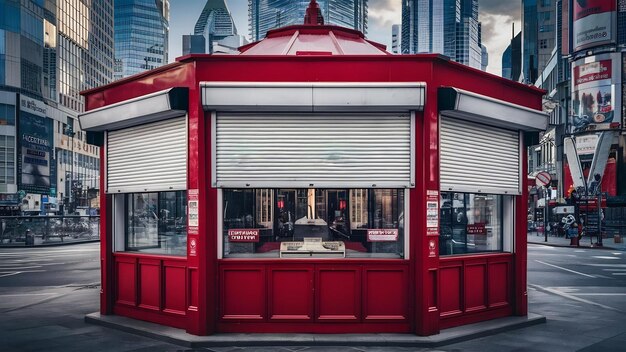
[215,114,412,188]
[440,116,520,195]
[107,116,187,193]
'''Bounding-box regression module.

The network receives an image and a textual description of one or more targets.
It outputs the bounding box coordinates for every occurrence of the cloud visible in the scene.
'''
[368,0,402,28]
[480,0,522,22]
[478,1,522,75]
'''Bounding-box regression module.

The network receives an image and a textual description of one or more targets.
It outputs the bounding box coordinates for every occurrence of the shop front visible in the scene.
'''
[79,5,546,336]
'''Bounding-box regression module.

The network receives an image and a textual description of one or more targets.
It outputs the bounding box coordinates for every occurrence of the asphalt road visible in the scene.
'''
[0,243,624,351]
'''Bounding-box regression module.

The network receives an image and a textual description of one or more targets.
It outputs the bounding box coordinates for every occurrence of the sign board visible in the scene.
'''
[426,190,439,236]
[572,0,616,52]
[189,237,197,257]
[428,239,437,257]
[535,171,552,187]
[228,229,260,242]
[553,206,575,215]
[18,109,54,195]
[467,223,487,235]
[575,133,600,155]
[367,229,398,242]
[570,53,621,133]
[188,189,199,235]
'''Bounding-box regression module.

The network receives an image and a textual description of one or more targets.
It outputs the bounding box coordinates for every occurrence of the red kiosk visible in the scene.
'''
[80,1,546,336]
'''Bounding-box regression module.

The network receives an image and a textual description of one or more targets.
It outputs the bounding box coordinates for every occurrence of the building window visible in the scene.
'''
[222,188,406,259]
[439,192,510,256]
[124,191,187,256]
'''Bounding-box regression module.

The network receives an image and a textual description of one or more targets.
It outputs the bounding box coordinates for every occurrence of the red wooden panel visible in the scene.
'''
[221,267,266,320]
[188,268,199,310]
[363,267,408,321]
[488,260,510,308]
[316,267,360,321]
[439,265,462,317]
[115,258,136,306]
[164,264,186,314]
[269,266,314,320]
[464,263,487,312]
[138,259,161,310]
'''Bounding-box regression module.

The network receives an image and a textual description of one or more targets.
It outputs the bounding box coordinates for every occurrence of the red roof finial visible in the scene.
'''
[304,0,324,25]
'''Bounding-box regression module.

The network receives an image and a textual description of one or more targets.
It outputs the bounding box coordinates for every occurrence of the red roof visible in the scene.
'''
[239,25,389,56]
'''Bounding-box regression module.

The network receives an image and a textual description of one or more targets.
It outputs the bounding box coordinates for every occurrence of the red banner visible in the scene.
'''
[573,0,616,21]
[573,59,612,87]
[467,223,487,235]
[228,229,260,242]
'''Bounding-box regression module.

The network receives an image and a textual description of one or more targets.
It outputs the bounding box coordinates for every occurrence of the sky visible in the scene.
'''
[169,0,522,76]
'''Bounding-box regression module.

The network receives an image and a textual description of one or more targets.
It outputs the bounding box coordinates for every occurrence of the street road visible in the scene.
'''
[0,243,624,351]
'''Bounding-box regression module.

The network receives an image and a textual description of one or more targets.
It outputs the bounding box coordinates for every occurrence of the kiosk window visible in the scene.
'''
[222,188,405,259]
[124,191,187,256]
[439,192,506,256]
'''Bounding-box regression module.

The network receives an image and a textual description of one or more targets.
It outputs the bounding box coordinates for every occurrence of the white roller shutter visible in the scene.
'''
[107,117,187,193]
[214,114,413,188]
[440,117,520,195]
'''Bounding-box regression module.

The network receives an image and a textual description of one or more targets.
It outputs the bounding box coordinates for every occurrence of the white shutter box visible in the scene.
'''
[107,117,187,193]
[440,117,520,195]
[214,114,413,188]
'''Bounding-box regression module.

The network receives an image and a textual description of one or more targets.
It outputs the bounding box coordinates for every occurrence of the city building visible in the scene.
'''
[401,0,482,70]
[537,0,556,78]
[182,35,206,56]
[391,24,401,54]
[248,0,368,41]
[481,44,488,71]
[502,32,522,81]
[521,0,538,84]
[530,0,626,241]
[0,0,111,215]
[114,0,169,80]
[80,1,545,338]
[192,0,245,54]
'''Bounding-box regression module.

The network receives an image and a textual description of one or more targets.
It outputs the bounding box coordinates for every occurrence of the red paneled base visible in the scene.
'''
[439,254,514,329]
[113,253,187,329]
[218,260,410,333]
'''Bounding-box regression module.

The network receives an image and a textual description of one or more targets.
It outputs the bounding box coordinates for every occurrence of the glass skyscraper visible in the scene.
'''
[0,0,111,214]
[193,0,242,54]
[402,0,483,70]
[249,0,368,41]
[114,0,169,80]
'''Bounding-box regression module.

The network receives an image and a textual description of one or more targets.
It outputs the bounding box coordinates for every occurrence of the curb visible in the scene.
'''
[85,312,546,348]
[528,240,623,250]
[0,239,99,248]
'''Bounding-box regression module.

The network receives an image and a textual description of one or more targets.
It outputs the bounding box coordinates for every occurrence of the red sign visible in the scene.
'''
[467,223,486,235]
[573,60,612,87]
[535,171,552,187]
[189,237,197,256]
[367,229,398,242]
[573,0,615,21]
[228,229,260,242]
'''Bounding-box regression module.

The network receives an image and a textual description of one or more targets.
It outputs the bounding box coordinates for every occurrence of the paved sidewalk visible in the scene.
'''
[527,231,626,250]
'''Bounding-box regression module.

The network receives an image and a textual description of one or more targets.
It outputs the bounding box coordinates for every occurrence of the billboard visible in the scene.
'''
[18,106,54,196]
[572,0,616,52]
[570,53,622,133]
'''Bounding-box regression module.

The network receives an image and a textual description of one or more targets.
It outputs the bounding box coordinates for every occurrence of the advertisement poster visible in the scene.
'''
[426,190,439,236]
[570,54,621,133]
[18,110,54,195]
[228,229,260,242]
[367,229,398,242]
[572,0,615,52]
[188,189,199,235]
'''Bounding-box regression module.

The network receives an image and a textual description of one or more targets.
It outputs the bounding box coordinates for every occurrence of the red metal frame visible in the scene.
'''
[85,53,543,336]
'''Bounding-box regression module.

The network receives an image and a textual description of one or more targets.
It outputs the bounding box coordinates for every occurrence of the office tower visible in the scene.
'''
[0,0,109,214]
[537,0,556,77]
[521,0,538,83]
[402,0,481,70]
[114,0,169,80]
[249,0,368,41]
[391,24,401,54]
[193,0,246,54]
[481,44,488,71]
[502,32,522,81]
[183,35,207,55]
[401,0,443,54]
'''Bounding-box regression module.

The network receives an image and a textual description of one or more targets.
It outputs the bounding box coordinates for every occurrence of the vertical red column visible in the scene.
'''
[515,134,529,315]
[99,146,113,314]
[186,80,212,335]
[414,82,440,336]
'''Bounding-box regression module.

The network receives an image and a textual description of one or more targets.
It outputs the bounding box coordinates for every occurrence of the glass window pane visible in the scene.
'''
[222,188,405,259]
[124,191,187,256]
[439,192,504,256]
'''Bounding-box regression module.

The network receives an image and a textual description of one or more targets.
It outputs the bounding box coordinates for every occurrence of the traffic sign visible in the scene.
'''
[535,171,552,187]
